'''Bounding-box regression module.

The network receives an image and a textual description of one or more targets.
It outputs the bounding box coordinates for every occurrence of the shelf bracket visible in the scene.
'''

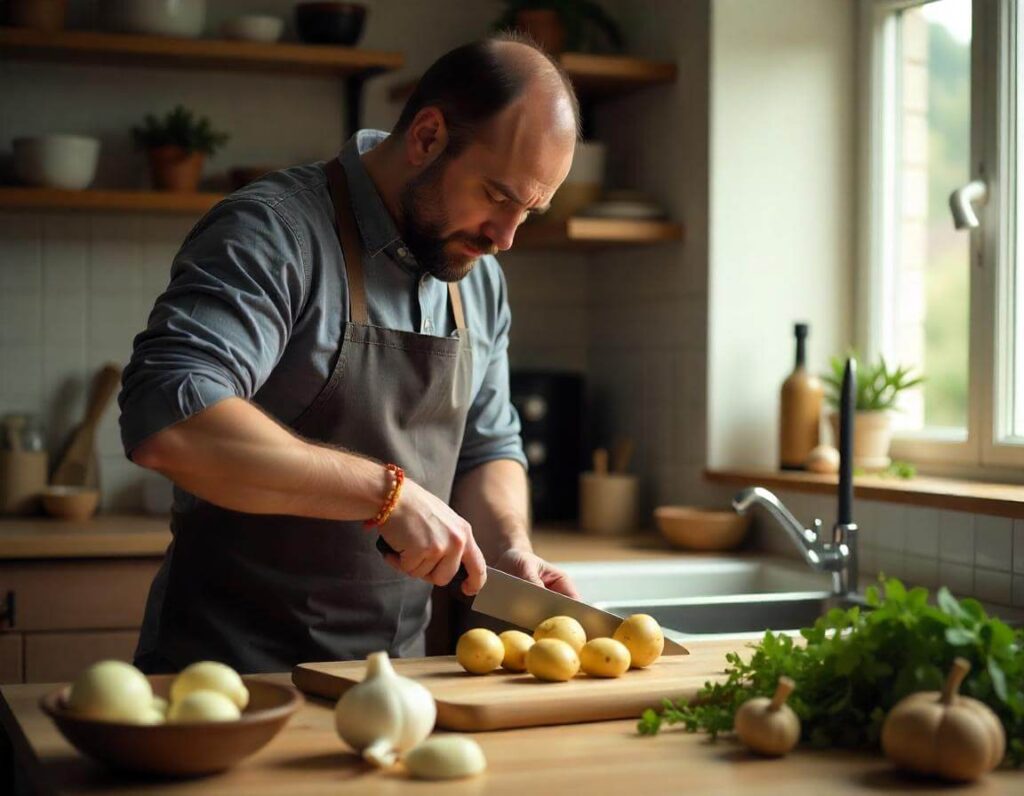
[343,69,386,140]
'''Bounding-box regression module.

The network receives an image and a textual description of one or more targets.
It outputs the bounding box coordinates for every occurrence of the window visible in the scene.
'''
[862,0,1024,471]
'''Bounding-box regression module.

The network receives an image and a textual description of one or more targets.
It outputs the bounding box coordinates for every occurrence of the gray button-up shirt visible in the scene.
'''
[119,130,527,490]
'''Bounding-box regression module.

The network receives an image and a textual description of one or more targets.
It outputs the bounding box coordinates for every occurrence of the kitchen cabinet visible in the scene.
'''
[0,557,161,684]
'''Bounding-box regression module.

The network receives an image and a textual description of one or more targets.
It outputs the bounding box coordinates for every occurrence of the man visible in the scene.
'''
[119,35,582,674]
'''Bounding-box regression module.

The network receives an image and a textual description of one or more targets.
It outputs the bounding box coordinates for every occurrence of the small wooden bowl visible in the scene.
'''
[40,676,302,777]
[654,506,751,551]
[41,486,100,521]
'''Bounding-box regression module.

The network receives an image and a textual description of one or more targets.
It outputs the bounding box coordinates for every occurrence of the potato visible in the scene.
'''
[171,661,249,710]
[580,637,631,678]
[168,689,241,722]
[456,628,505,675]
[67,660,154,722]
[533,615,586,652]
[526,638,580,682]
[613,614,665,668]
[499,630,534,672]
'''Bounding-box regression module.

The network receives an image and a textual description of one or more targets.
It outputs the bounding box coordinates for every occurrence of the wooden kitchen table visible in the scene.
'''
[2,645,1022,795]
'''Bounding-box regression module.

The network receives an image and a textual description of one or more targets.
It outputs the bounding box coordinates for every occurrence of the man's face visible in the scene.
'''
[399,107,575,282]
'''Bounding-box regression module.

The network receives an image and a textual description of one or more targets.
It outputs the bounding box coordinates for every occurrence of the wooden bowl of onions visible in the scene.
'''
[653,505,751,551]
[40,672,302,777]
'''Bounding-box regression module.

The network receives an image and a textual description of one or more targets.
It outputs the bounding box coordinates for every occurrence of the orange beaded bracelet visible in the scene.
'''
[364,463,404,528]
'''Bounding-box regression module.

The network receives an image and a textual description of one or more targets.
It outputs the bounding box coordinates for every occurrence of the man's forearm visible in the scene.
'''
[450,458,532,563]
[131,397,386,520]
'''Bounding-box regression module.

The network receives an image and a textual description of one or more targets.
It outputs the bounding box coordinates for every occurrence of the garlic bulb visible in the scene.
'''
[335,651,436,767]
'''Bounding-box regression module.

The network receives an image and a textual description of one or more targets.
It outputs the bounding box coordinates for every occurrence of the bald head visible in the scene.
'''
[393,34,580,157]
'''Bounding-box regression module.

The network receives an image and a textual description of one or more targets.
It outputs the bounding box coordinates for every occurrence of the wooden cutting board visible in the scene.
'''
[292,638,742,732]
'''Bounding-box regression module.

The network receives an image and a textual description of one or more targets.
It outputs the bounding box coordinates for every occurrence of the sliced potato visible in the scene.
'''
[580,637,631,678]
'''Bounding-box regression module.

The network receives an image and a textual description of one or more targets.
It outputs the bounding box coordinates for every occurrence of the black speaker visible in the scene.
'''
[510,371,584,522]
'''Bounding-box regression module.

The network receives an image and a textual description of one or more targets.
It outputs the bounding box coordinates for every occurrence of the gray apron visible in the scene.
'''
[135,158,474,674]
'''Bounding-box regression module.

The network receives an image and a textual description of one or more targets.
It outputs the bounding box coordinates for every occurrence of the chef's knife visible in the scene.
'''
[375,537,689,655]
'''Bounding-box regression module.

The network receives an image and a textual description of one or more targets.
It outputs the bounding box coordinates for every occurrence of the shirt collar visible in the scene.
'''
[338,130,419,271]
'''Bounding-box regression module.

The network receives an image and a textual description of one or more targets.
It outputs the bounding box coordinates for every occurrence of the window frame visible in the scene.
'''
[858,0,1024,477]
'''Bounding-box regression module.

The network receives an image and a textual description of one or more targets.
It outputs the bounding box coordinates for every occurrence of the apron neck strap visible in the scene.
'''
[326,158,467,333]
[326,158,369,325]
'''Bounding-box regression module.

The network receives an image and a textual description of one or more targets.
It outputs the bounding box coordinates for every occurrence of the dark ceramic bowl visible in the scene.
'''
[294,2,366,46]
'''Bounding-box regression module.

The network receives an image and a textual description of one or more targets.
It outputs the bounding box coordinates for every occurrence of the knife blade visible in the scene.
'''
[375,537,689,655]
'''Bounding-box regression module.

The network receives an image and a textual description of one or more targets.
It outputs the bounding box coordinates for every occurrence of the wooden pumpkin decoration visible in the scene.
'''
[881,657,1005,781]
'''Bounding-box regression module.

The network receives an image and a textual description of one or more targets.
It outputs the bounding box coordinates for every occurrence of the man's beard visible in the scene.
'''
[398,159,494,283]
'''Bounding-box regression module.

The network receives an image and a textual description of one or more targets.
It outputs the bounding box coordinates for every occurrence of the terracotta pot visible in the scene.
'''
[515,9,566,54]
[147,146,205,192]
[9,0,68,31]
[829,410,893,472]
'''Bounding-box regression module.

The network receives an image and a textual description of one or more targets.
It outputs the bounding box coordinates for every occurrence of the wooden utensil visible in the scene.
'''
[592,448,609,475]
[292,643,734,732]
[51,364,122,488]
[611,436,634,473]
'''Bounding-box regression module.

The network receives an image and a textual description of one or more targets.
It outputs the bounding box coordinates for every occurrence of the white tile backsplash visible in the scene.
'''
[974,568,1013,606]
[904,506,940,558]
[939,510,975,564]
[1015,519,1024,574]
[974,515,1013,573]
[1014,575,1024,608]
[939,561,975,598]
[905,554,939,590]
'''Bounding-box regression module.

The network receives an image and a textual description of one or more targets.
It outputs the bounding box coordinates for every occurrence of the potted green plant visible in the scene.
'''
[823,354,924,471]
[132,105,229,193]
[493,0,624,55]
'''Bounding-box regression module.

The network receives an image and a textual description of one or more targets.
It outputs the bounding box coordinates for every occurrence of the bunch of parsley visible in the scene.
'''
[638,579,1024,766]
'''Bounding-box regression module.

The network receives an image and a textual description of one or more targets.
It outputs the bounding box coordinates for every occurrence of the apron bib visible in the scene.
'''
[135,158,474,673]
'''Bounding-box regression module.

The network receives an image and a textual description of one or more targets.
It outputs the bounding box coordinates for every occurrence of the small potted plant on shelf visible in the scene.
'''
[823,353,923,471]
[493,0,624,55]
[132,105,229,193]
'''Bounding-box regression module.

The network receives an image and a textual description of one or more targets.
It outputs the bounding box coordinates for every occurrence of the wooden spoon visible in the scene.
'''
[51,364,122,488]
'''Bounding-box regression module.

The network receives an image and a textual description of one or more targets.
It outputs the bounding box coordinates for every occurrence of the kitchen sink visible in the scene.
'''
[558,558,845,640]
[561,558,833,604]
[598,593,864,639]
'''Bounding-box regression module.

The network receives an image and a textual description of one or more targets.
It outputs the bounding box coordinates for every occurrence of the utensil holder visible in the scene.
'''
[579,471,639,535]
[0,449,48,515]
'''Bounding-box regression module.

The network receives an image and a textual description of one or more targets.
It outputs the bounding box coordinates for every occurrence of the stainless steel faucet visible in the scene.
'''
[732,486,858,596]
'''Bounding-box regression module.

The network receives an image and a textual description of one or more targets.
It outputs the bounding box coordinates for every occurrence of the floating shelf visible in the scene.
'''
[515,217,684,249]
[0,186,221,214]
[0,26,404,77]
[388,51,676,103]
[0,187,683,250]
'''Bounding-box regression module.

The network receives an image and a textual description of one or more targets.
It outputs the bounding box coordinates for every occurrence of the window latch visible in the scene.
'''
[949,180,988,229]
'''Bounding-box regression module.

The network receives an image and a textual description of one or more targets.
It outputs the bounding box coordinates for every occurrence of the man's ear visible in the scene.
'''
[404,107,449,169]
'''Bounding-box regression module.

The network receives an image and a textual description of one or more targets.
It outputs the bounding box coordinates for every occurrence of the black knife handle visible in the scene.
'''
[375,535,469,586]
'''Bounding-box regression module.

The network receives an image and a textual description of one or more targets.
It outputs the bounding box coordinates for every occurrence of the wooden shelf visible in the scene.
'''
[0,189,683,250]
[704,468,1024,519]
[0,186,222,214]
[0,26,403,77]
[515,217,683,249]
[388,51,676,103]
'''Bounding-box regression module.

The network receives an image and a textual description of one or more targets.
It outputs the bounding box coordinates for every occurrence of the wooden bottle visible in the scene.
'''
[779,323,823,470]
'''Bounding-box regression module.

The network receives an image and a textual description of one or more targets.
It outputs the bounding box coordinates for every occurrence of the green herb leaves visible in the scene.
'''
[638,578,1024,766]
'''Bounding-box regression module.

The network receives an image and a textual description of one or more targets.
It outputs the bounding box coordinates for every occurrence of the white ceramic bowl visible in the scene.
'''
[220,15,284,43]
[13,135,101,190]
[102,0,206,38]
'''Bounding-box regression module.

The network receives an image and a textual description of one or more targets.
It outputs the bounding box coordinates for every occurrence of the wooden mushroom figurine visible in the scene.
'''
[881,657,1006,781]
[734,676,800,756]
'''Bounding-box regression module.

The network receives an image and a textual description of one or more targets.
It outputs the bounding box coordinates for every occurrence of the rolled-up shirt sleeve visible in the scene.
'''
[119,198,306,457]
[457,267,527,475]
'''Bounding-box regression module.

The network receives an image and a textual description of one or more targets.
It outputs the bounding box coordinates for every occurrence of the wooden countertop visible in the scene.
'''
[0,515,678,563]
[1,639,1020,794]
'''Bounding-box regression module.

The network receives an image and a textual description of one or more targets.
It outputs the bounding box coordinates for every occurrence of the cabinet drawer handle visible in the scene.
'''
[0,591,15,629]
